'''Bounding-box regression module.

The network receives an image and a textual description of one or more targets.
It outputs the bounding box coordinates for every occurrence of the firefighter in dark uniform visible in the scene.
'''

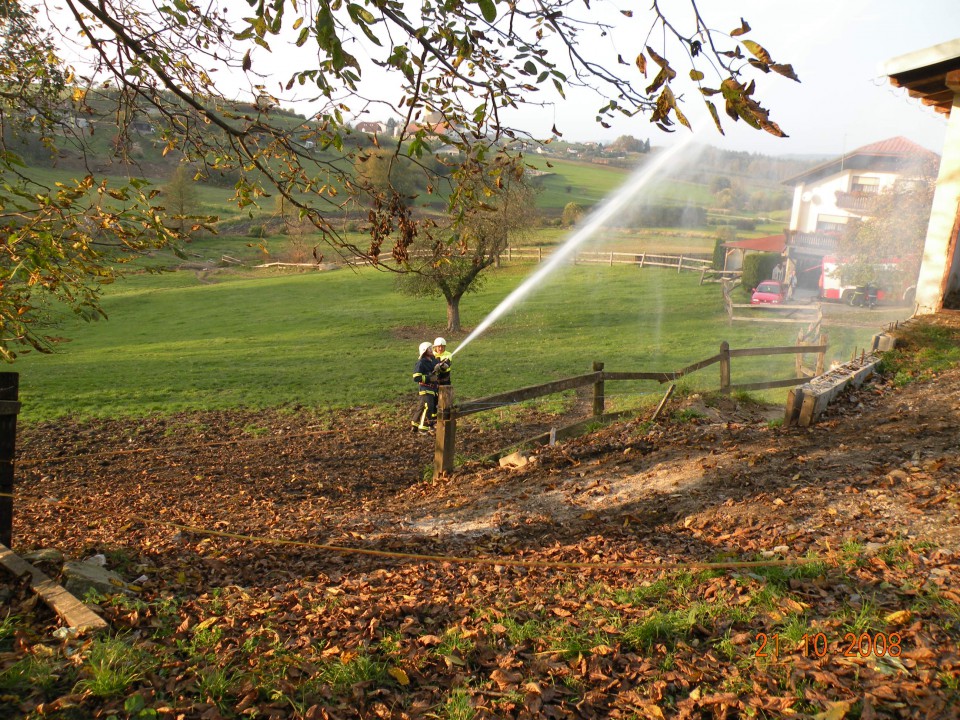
[411,341,439,433]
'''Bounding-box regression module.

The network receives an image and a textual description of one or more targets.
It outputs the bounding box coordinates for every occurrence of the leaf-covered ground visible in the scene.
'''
[3,315,960,719]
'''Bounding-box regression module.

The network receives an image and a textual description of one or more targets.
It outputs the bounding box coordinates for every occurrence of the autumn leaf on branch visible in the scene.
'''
[730,18,751,37]
[720,78,787,137]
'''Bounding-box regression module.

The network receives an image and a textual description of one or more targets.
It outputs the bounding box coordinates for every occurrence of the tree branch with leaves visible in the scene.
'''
[837,171,937,293]
[1,0,798,357]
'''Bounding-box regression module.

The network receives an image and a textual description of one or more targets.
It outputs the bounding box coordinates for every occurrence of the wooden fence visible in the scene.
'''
[501,247,713,273]
[335,248,717,274]
[700,268,742,286]
[722,280,822,326]
[433,341,827,477]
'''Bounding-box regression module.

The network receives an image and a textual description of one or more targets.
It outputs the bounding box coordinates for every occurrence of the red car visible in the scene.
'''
[751,280,785,305]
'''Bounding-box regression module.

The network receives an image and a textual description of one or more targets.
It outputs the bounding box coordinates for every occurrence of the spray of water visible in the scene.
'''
[451,133,701,358]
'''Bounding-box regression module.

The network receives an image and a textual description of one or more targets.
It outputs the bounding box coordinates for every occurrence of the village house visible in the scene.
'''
[404,111,451,137]
[355,121,385,134]
[780,136,939,292]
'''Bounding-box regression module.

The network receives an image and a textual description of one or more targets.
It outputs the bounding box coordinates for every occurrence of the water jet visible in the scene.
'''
[451,133,702,358]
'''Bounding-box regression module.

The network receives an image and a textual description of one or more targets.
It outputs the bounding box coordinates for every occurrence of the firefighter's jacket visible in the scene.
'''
[434,350,452,385]
[413,355,439,394]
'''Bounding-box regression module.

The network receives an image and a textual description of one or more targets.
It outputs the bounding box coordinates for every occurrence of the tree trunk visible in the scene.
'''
[446,296,462,333]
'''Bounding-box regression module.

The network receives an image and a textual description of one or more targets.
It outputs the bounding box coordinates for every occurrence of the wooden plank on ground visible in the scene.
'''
[731,316,818,324]
[730,303,817,312]
[728,378,807,392]
[0,543,108,633]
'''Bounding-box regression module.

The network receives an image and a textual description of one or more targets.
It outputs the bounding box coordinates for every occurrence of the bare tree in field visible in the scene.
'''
[397,156,539,332]
[162,164,201,237]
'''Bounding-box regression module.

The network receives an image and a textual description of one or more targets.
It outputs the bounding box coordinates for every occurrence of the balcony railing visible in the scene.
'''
[835,191,877,213]
[788,232,839,255]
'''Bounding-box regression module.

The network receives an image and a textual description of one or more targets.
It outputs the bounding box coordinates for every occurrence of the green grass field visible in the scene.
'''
[10,141,830,424]
[14,261,906,423]
[527,156,631,209]
[527,156,716,211]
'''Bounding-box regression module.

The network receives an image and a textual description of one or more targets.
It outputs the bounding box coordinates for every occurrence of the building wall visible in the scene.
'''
[916,92,960,312]
[789,170,900,234]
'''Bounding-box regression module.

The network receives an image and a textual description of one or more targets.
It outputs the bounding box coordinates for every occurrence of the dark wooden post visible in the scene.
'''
[719,342,731,394]
[815,333,827,376]
[434,385,456,479]
[0,373,20,548]
[592,361,604,417]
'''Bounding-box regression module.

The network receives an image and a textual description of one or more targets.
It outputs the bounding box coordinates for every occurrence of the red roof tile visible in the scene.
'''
[848,136,939,159]
[722,235,785,252]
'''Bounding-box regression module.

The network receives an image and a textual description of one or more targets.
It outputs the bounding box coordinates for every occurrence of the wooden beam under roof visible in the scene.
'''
[883,39,960,116]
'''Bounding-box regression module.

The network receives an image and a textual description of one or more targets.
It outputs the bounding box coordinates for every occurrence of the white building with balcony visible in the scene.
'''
[782,137,939,290]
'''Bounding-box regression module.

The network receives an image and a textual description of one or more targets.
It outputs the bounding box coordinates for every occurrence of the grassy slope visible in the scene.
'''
[12,143,815,422]
[15,263,905,422]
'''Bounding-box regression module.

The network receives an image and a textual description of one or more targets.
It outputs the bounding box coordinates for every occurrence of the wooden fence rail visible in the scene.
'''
[700,268,742,285]
[344,248,717,274]
[502,248,713,273]
[434,341,827,477]
[456,373,601,417]
[721,279,822,327]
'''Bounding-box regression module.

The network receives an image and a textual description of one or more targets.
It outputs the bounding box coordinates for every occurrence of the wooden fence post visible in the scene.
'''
[0,373,20,548]
[795,329,805,377]
[722,281,733,325]
[592,361,605,417]
[678,254,684,273]
[816,333,827,375]
[719,342,731,394]
[434,385,456,479]
[639,253,645,268]
[538,247,542,263]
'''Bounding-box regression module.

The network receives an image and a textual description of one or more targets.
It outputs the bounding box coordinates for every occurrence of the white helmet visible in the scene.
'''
[418,341,432,356]
[433,337,446,347]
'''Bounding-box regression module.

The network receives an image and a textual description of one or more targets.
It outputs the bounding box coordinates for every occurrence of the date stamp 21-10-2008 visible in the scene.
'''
[755,632,903,661]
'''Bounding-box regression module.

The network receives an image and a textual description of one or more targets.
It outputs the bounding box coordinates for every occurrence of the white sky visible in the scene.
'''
[502,0,955,156]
